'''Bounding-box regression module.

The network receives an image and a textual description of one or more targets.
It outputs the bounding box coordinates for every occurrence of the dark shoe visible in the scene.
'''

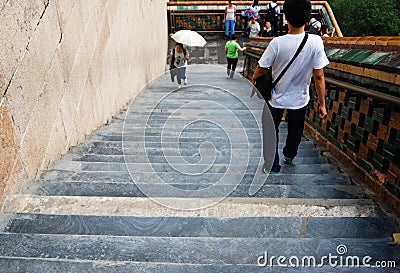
[262,165,280,174]
[283,156,293,164]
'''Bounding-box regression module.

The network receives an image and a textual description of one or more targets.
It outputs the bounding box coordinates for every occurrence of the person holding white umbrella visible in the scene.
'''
[169,42,190,88]
[169,30,206,88]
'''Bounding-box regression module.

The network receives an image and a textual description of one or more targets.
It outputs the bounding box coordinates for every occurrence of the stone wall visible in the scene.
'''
[0,0,167,201]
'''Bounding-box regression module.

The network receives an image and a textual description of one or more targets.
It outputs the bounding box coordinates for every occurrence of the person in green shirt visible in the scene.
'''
[225,35,246,78]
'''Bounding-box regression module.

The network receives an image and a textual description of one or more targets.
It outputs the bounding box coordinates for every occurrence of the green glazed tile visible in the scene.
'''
[361,52,391,65]
[348,50,374,63]
[329,49,351,60]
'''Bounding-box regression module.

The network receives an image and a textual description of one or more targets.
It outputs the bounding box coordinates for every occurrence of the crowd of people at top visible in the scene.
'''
[224,0,335,39]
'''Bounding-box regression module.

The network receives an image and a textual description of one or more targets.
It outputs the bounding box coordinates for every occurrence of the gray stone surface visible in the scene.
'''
[2,258,399,273]
[0,233,399,265]
[4,214,302,238]
[305,217,399,238]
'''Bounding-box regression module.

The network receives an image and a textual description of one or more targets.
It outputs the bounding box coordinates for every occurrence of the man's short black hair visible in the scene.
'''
[283,0,312,28]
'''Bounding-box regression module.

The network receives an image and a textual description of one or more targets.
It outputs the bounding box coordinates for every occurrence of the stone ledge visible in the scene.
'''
[324,36,400,52]
[1,195,379,218]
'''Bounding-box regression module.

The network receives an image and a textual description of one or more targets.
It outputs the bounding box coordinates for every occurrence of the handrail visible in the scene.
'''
[167,1,343,37]
[167,1,328,6]
[325,77,400,107]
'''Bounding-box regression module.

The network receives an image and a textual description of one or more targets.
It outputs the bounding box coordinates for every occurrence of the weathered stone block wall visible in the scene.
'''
[0,0,167,201]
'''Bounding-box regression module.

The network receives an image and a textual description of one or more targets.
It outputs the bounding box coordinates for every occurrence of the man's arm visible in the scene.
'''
[251,65,269,84]
[313,68,327,119]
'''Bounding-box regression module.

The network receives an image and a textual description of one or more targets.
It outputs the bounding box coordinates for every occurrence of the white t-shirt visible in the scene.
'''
[258,33,329,109]
[249,21,260,38]
[310,18,322,29]
[250,5,260,16]
[267,3,280,15]
[226,5,236,20]
[171,49,188,68]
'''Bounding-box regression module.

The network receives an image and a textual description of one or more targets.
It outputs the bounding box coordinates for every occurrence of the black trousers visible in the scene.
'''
[263,103,307,172]
[227,57,238,77]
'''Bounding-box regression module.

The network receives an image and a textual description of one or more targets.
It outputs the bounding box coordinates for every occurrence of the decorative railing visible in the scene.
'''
[243,36,400,213]
[167,1,342,36]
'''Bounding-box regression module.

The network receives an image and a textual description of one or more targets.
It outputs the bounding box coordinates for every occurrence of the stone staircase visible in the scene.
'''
[0,66,399,272]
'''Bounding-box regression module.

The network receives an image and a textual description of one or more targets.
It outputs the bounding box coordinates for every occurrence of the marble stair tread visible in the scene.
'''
[49,159,330,173]
[0,233,398,265]
[3,214,302,238]
[304,217,399,239]
[0,258,399,273]
[36,172,349,185]
[88,134,311,144]
[37,164,340,183]
[1,195,380,218]
[26,181,364,199]
[287,185,365,199]
[4,214,398,239]
[67,141,318,156]
[73,140,315,149]
[32,173,351,186]
[27,181,286,198]
[61,154,327,165]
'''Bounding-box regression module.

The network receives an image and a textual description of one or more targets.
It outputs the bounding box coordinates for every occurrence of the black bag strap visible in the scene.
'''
[271,33,308,89]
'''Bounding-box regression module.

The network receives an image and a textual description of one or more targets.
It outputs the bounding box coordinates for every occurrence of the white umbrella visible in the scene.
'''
[171,30,207,47]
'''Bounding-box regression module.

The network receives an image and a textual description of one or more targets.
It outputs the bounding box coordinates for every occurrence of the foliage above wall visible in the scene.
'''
[328,0,400,36]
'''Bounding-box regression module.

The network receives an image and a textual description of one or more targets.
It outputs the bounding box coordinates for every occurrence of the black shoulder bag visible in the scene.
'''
[252,33,308,102]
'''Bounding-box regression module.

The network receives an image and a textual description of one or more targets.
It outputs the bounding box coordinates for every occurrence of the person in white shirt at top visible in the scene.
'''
[251,0,329,174]
[242,0,261,19]
[309,16,322,35]
[224,0,236,37]
[248,17,261,38]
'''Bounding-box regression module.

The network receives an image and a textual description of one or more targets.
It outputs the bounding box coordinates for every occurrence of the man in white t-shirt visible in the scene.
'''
[252,0,329,174]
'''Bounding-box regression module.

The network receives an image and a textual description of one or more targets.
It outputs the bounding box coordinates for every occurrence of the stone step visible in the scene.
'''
[111,114,262,123]
[61,154,327,165]
[92,127,273,137]
[78,141,264,151]
[0,233,398,266]
[38,164,340,182]
[50,159,329,173]
[32,173,351,187]
[0,258,399,273]
[26,181,364,199]
[76,139,315,149]
[67,145,320,157]
[1,195,380,217]
[3,213,397,239]
[89,134,263,143]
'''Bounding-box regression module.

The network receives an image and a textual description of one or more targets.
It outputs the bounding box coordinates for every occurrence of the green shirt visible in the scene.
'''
[225,40,240,59]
